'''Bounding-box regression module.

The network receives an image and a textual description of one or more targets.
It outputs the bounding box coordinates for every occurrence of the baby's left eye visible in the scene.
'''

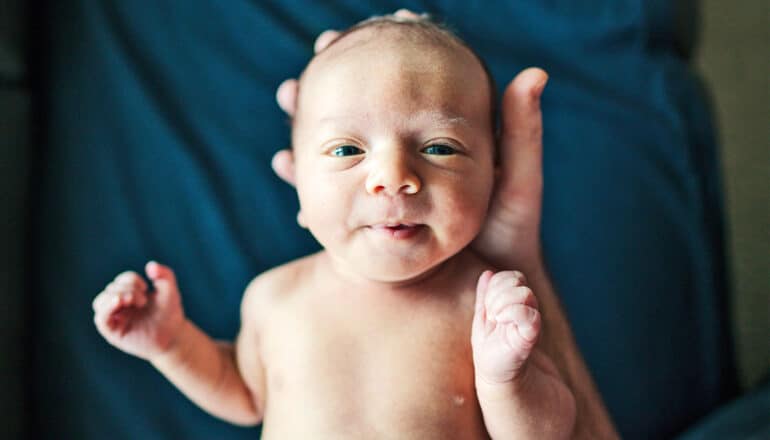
[421,144,457,155]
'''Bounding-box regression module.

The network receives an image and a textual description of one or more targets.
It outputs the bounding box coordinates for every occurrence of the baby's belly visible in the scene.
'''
[258,320,489,438]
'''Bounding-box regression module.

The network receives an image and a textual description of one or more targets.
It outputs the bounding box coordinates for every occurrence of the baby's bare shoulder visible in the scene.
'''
[240,252,321,323]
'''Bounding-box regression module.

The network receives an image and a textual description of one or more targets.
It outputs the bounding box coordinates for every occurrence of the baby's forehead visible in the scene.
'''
[303,24,482,85]
[294,20,497,134]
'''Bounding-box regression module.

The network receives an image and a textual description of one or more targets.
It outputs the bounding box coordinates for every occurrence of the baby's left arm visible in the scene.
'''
[471,270,575,439]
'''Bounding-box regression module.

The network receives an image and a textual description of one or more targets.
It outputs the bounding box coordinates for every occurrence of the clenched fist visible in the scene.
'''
[471,270,541,384]
[93,261,186,361]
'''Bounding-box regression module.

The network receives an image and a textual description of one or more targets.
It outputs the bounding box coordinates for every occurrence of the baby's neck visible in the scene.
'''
[316,248,489,300]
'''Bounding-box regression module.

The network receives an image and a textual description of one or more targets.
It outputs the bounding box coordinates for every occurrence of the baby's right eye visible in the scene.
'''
[331,145,364,157]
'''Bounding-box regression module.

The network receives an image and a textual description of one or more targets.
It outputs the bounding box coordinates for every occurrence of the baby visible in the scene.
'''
[93,15,573,439]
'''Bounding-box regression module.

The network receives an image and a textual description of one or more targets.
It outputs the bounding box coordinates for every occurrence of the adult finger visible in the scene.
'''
[498,67,548,207]
[276,79,298,116]
[394,9,422,19]
[271,149,295,186]
[276,29,341,118]
[314,29,340,53]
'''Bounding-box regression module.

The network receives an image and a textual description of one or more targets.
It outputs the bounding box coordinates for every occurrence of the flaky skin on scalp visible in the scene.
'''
[302,13,498,133]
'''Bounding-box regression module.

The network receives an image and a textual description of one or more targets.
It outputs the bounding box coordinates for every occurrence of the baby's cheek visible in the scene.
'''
[440,189,488,242]
[303,185,361,246]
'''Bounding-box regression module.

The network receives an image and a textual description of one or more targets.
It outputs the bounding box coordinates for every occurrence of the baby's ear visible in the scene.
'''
[271,149,296,186]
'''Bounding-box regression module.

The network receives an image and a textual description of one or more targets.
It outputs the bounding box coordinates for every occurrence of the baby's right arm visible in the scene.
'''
[92,261,263,426]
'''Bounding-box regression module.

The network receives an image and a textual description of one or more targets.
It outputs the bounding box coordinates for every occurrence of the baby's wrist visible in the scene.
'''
[476,361,540,403]
[149,318,193,367]
[475,374,520,404]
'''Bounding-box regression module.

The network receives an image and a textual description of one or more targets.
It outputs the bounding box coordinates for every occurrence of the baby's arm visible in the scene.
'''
[92,261,263,426]
[472,270,576,439]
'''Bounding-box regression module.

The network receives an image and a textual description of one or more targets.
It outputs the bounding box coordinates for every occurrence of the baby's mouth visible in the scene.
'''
[368,223,425,239]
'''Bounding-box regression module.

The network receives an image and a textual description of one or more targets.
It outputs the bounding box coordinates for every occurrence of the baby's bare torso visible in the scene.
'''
[245,250,491,439]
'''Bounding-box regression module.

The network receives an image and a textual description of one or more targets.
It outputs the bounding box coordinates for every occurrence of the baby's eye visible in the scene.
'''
[331,145,364,157]
[422,144,457,155]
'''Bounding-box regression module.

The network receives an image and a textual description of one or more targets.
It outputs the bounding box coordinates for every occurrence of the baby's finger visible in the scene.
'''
[110,308,135,336]
[113,271,148,292]
[484,271,527,306]
[106,308,125,330]
[472,271,494,333]
[485,285,537,318]
[105,283,131,310]
[94,302,123,336]
[496,304,541,343]
[94,310,112,336]
[116,287,149,310]
[95,282,135,316]
[488,270,527,291]
[92,289,112,313]
[92,284,122,313]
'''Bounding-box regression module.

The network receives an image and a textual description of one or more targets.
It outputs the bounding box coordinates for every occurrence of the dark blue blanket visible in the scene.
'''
[30,1,735,438]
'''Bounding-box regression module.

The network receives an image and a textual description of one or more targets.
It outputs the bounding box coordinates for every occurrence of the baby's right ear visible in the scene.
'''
[271,149,296,187]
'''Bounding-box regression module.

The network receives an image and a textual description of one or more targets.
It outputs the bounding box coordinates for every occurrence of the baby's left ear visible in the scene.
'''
[271,149,296,187]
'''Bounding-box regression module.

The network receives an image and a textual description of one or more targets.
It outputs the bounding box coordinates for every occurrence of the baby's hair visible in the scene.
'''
[308,13,498,133]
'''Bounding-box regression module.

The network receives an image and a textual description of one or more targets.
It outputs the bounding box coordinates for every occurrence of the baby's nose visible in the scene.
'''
[365,152,421,196]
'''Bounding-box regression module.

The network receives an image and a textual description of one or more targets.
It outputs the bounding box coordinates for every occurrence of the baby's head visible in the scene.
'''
[287,15,497,283]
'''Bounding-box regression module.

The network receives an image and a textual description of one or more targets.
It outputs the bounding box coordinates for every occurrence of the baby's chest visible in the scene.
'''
[259,296,482,432]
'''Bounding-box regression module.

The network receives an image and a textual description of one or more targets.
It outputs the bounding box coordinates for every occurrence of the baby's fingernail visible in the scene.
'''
[527,307,538,322]
[124,292,133,302]
[518,324,537,342]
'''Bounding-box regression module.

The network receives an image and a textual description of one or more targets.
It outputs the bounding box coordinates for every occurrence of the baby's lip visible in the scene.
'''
[369,222,420,229]
[367,222,426,239]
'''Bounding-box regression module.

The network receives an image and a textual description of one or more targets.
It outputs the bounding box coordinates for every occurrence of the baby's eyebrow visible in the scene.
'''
[317,110,469,128]
[318,114,370,125]
[407,110,469,128]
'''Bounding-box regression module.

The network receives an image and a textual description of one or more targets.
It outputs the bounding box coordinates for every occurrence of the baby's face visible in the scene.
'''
[292,31,495,283]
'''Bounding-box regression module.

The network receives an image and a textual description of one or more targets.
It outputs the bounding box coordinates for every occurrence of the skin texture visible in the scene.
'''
[93,12,618,440]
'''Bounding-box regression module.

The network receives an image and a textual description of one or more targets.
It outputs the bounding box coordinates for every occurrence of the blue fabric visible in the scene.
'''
[677,380,770,439]
[30,1,736,439]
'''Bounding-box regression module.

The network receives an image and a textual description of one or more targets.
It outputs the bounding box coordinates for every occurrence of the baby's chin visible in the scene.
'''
[327,250,455,287]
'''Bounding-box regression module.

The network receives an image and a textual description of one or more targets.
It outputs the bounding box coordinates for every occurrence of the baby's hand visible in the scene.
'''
[93,261,186,362]
[471,270,541,385]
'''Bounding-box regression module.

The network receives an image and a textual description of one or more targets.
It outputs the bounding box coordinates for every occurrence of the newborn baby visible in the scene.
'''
[93,15,574,439]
